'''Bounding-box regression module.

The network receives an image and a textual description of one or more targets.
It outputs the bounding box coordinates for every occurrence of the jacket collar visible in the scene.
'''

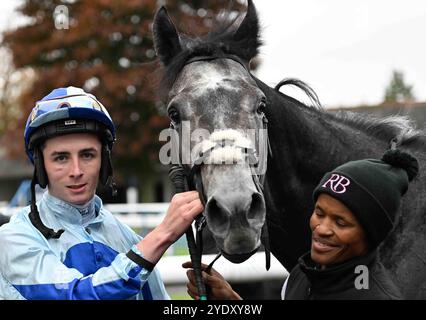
[41,191,105,226]
[298,250,377,293]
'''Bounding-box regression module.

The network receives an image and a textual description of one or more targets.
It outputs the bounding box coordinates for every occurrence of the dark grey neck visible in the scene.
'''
[254,78,426,299]
[254,78,392,269]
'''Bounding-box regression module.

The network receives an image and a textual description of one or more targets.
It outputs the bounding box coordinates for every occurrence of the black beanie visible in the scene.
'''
[313,149,419,248]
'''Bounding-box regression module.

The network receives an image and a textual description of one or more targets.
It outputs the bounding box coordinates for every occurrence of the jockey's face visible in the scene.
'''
[42,133,102,205]
[310,193,369,268]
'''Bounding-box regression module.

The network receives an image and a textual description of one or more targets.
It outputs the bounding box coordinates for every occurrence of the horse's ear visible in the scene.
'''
[152,7,182,66]
[232,0,262,61]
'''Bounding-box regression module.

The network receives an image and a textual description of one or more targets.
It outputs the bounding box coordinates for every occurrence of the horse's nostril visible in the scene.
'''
[205,197,230,236]
[247,192,265,223]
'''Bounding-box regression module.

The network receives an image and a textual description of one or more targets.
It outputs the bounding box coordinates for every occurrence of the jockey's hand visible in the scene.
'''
[137,191,203,264]
[160,191,203,242]
[182,261,243,300]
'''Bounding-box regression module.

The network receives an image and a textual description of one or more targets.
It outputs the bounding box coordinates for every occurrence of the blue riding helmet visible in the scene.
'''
[24,86,116,190]
[24,87,117,240]
[24,86,116,163]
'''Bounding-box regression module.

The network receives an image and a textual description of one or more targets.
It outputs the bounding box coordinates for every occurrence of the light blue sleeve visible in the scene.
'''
[0,220,151,300]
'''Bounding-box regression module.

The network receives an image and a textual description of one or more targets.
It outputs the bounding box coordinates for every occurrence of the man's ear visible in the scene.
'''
[152,6,182,66]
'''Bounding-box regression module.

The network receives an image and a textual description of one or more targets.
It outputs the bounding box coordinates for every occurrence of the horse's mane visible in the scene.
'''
[275,78,322,109]
[273,78,422,146]
[333,111,422,146]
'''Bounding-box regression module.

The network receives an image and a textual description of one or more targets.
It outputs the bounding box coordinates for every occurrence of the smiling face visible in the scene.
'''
[42,133,102,205]
[310,193,369,268]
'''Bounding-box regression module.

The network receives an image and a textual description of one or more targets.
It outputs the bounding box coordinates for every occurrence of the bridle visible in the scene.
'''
[168,54,271,299]
[172,54,270,198]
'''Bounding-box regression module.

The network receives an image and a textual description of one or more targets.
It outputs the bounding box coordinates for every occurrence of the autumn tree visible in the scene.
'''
[0,46,36,139]
[1,0,245,185]
[384,70,415,103]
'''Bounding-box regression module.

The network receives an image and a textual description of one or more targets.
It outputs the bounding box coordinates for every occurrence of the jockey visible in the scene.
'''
[0,87,203,300]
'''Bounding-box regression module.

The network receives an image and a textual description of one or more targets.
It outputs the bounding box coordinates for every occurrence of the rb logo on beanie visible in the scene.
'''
[313,149,419,249]
[322,174,351,194]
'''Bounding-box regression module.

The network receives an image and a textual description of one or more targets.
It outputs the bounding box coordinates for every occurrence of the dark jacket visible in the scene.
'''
[284,250,403,300]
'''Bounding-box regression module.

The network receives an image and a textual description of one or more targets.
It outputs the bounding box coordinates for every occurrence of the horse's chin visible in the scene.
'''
[221,247,259,263]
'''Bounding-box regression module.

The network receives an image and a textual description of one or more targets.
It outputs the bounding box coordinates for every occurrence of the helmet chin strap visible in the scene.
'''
[101,143,117,197]
[29,171,64,239]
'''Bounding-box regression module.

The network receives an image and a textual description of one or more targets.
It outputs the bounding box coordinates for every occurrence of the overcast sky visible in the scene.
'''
[253,0,426,107]
[1,0,425,108]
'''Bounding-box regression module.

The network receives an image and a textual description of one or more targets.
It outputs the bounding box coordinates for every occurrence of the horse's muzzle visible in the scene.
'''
[221,247,259,263]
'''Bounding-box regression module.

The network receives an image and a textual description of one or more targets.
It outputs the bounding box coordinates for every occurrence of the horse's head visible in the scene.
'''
[154,1,267,263]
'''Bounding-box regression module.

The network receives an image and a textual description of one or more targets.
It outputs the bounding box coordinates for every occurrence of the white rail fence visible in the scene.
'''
[157,252,287,285]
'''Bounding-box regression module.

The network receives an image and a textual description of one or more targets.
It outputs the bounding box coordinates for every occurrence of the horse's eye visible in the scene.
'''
[257,98,267,115]
[168,106,180,124]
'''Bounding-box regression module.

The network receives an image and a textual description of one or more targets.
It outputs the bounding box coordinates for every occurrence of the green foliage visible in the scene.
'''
[170,291,192,300]
[384,70,415,103]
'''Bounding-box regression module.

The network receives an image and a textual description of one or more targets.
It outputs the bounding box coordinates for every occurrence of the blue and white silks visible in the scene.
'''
[0,192,169,300]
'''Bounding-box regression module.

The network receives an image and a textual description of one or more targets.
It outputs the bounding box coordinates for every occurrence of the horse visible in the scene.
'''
[152,0,426,299]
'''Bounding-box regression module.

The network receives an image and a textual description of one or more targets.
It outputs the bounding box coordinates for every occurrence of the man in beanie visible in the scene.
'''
[183,149,419,300]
